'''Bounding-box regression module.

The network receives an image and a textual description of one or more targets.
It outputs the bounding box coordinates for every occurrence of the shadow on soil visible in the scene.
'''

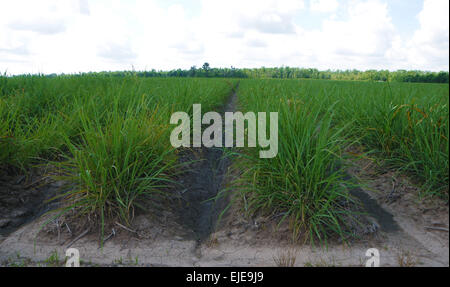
[175,85,238,243]
[0,170,61,236]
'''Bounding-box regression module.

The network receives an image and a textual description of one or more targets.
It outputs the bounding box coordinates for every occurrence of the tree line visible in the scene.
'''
[42,63,450,83]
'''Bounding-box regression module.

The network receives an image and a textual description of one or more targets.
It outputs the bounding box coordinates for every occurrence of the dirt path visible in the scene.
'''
[175,86,237,246]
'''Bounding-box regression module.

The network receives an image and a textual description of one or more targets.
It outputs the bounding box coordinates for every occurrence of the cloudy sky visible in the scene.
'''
[0,0,448,75]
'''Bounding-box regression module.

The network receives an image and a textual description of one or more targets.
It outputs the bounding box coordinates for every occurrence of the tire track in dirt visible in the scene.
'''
[343,173,400,233]
[176,84,238,254]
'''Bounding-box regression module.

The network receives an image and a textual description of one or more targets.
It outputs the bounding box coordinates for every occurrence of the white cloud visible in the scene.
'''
[199,0,305,35]
[0,0,448,74]
[321,0,394,56]
[292,0,398,70]
[97,43,137,62]
[1,0,78,35]
[9,19,67,35]
[414,0,449,50]
[78,0,90,15]
[408,0,449,70]
[310,0,339,13]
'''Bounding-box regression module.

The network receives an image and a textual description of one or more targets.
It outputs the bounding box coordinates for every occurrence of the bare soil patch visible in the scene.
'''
[0,167,62,236]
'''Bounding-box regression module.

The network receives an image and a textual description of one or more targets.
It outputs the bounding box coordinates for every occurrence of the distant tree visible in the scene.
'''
[202,62,210,77]
[188,66,197,77]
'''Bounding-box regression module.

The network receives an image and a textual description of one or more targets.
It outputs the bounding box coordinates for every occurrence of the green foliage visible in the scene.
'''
[236,79,355,243]
[240,68,449,83]
[0,75,236,233]
[332,80,449,199]
[237,79,448,245]
[12,66,448,84]
[0,73,447,244]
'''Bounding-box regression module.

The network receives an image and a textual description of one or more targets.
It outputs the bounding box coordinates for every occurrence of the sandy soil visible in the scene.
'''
[345,149,449,266]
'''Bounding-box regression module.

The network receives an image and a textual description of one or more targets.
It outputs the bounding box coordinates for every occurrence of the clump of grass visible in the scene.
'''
[335,81,449,199]
[236,79,355,243]
[273,248,297,267]
[55,112,176,231]
[397,250,417,267]
[44,250,61,267]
